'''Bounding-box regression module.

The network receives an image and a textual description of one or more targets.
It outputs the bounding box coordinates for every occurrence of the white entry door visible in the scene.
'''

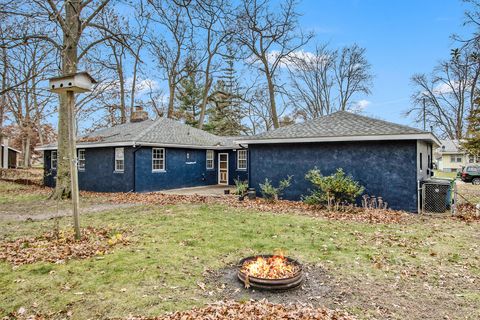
[218,153,228,185]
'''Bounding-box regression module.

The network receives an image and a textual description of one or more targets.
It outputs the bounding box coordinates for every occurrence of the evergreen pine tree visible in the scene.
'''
[462,97,480,156]
[204,42,244,135]
[175,61,203,126]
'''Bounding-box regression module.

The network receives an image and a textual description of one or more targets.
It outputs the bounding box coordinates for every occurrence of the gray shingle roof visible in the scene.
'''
[243,111,427,141]
[38,117,237,149]
[436,139,464,153]
[135,117,231,147]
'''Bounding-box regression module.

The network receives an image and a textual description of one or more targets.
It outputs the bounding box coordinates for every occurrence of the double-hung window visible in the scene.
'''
[152,148,165,171]
[115,147,124,172]
[237,149,247,170]
[206,150,214,169]
[51,150,57,169]
[78,149,85,171]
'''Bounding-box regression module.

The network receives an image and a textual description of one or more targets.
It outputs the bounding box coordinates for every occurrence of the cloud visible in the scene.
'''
[248,49,330,69]
[350,99,371,112]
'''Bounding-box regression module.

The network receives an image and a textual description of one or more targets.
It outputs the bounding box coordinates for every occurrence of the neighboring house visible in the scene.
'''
[1,136,20,169]
[237,111,440,212]
[37,108,248,192]
[435,139,480,172]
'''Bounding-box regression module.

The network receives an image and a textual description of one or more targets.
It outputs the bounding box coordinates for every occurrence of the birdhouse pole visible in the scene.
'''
[49,72,96,240]
[67,90,81,240]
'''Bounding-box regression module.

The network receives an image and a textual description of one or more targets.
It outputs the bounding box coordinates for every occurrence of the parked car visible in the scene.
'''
[459,165,480,185]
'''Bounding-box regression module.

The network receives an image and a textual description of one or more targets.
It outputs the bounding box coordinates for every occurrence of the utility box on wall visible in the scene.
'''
[49,72,97,93]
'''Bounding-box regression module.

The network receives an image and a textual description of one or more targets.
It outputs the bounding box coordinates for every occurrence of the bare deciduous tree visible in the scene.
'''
[235,0,313,129]
[147,0,193,119]
[408,46,480,139]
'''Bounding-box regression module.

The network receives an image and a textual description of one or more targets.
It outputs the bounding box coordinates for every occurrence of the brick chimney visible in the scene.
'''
[130,106,149,122]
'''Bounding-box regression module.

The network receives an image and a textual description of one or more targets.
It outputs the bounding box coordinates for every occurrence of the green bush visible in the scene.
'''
[234,179,248,196]
[304,168,364,209]
[259,176,292,201]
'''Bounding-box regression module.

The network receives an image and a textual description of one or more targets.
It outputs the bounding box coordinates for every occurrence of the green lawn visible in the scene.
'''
[0,181,479,319]
[433,170,457,179]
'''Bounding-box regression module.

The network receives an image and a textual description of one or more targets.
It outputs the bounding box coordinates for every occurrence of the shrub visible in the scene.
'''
[234,179,248,196]
[304,168,364,210]
[259,176,292,201]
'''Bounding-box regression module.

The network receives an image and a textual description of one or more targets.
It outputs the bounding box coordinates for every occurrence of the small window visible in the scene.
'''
[115,147,124,172]
[78,149,85,171]
[51,150,57,169]
[419,152,423,171]
[152,148,165,171]
[237,149,247,170]
[206,150,214,169]
[469,155,475,163]
[457,156,463,163]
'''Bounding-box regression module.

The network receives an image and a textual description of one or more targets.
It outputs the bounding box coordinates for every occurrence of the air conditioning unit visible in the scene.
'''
[422,180,452,213]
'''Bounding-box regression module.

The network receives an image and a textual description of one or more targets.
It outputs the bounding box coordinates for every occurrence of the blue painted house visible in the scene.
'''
[237,111,440,212]
[39,110,439,212]
[39,109,248,193]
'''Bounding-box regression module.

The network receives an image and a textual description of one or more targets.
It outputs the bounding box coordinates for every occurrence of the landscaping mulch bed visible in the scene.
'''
[87,191,411,224]
[0,227,128,266]
[128,300,356,320]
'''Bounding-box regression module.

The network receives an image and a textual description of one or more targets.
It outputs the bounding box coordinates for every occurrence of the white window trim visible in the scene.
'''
[114,147,125,173]
[78,149,85,171]
[206,150,214,170]
[152,147,166,172]
[237,149,247,170]
[51,150,57,170]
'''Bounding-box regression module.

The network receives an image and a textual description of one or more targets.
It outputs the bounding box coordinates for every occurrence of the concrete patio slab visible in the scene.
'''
[159,185,235,197]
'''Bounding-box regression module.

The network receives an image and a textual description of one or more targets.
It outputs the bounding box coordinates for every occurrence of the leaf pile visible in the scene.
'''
[453,203,480,222]
[85,191,410,224]
[0,227,128,266]
[128,300,356,320]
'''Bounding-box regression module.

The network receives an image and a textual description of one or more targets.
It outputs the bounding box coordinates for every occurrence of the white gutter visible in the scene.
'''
[235,133,441,147]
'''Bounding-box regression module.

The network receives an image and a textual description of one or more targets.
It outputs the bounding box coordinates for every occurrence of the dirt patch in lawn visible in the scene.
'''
[0,202,137,222]
[205,263,480,320]
[205,264,338,305]
[0,227,129,265]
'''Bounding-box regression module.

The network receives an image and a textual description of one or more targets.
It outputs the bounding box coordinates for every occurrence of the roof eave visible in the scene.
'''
[236,133,441,146]
[35,140,238,151]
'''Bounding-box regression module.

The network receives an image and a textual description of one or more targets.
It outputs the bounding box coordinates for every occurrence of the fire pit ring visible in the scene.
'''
[237,255,304,290]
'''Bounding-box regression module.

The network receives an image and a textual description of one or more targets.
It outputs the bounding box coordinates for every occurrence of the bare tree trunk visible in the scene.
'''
[197,62,212,129]
[266,73,279,129]
[167,81,175,118]
[55,0,80,199]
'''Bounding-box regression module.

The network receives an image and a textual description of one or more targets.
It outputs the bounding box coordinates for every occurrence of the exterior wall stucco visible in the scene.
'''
[43,147,249,192]
[248,140,419,212]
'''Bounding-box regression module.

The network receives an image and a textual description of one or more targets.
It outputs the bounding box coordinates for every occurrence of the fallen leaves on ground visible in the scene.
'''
[83,191,411,224]
[0,227,129,266]
[452,203,480,222]
[127,300,356,320]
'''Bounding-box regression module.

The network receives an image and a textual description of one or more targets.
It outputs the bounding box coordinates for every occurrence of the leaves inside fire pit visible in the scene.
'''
[128,300,356,320]
[0,226,128,265]
[240,255,300,279]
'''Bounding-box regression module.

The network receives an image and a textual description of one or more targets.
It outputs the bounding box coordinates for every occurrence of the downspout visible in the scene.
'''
[131,143,142,192]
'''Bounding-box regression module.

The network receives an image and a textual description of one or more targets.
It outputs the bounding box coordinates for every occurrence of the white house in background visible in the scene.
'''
[435,139,480,172]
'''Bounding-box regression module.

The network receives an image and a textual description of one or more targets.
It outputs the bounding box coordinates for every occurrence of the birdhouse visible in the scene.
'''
[49,71,97,93]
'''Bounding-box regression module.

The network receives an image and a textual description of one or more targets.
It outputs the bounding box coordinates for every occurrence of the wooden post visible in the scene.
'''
[66,90,81,239]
